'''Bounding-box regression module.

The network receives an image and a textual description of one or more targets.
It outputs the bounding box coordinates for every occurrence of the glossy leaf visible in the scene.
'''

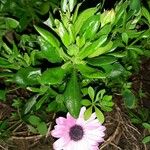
[74,7,98,35]
[78,35,108,59]
[64,70,81,118]
[34,26,60,49]
[5,18,19,28]
[88,41,113,58]
[77,64,106,79]
[87,55,117,66]
[69,0,77,12]
[79,15,100,40]
[14,67,41,86]
[40,67,66,85]
[55,19,71,47]
[38,37,62,63]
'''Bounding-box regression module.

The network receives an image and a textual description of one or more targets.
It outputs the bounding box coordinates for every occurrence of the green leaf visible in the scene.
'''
[36,94,49,110]
[69,0,77,12]
[142,7,150,24]
[96,24,112,37]
[37,122,47,135]
[81,99,91,106]
[46,101,58,112]
[109,63,125,78]
[142,136,150,144]
[95,107,105,123]
[79,15,100,40]
[122,89,137,109]
[88,41,113,58]
[0,90,6,101]
[84,106,92,120]
[40,67,66,85]
[122,32,128,45]
[74,7,98,35]
[34,26,60,49]
[64,70,81,118]
[88,87,95,100]
[24,95,38,114]
[78,35,108,59]
[100,9,115,27]
[77,64,106,79]
[87,55,117,66]
[38,37,62,63]
[61,0,68,12]
[5,18,19,28]
[0,57,18,69]
[130,0,141,12]
[28,115,41,126]
[142,123,150,130]
[14,67,41,86]
[54,19,71,47]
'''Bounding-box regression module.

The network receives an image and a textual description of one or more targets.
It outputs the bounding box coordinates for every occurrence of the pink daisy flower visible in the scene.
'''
[51,107,106,150]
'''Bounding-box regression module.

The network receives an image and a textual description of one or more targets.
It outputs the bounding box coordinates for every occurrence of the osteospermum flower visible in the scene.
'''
[51,107,106,150]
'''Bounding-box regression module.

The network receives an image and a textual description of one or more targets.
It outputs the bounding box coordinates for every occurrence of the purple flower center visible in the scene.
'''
[69,125,84,141]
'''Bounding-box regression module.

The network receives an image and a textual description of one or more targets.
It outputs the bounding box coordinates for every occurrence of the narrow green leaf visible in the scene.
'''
[64,70,81,118]
[142,7,150,24]
[95,107,105,123]
[69,0,77,12]
[88,87,95,100]
[55,19,71,47]
[36,94,49,110]
[84,106,92,120]
[122,32,128,45]
[24,95,38,114]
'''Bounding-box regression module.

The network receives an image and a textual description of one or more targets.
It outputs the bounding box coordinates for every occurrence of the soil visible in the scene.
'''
[0,58,150,150]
